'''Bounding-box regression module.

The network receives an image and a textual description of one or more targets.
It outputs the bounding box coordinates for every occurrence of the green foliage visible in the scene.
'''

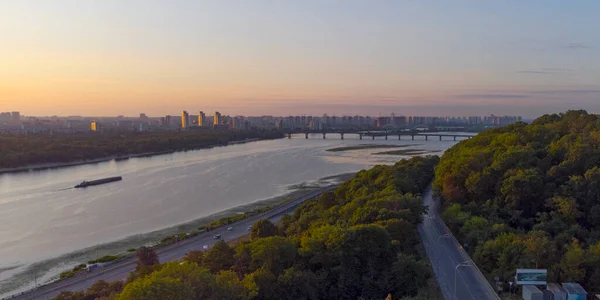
[203,240,235,273]
[72,156,439,300]
[136,247,159,267]
[59,264,87,280]
[435,110,600,289]
[52,280,123,300]
[116,276,195,300]
[250,219,279,240]
[88,255,125,264]
[0,130,283,169]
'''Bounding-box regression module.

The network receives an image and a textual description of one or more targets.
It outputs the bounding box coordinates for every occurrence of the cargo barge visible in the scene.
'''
[75,176,122,188]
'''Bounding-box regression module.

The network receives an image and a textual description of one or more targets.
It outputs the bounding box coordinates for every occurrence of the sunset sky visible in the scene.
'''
[1,0,599,117]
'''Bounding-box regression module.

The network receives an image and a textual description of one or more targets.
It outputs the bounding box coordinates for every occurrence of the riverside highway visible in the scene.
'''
[8,185,337,300]
[419,187,500,300]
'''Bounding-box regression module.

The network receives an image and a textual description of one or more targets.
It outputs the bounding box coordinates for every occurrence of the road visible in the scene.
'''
[418,187,500,300]
[7,185,337,300]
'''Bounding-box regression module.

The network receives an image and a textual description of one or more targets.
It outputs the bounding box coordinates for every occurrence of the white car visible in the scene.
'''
[227,227,233,231]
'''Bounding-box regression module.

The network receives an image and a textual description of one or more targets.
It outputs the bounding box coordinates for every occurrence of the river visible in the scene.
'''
[0,133,469,297]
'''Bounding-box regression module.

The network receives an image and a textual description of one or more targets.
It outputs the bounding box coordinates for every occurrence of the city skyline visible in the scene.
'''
[1,1,599,117]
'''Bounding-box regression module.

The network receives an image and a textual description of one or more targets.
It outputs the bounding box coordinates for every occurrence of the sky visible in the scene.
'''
[1,0,599,117]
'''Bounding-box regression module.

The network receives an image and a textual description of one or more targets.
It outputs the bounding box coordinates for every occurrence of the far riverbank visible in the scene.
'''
[0,137,263,175]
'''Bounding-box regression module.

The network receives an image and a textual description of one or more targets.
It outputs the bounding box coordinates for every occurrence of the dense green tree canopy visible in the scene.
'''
[435,110,600,292]
[250,219,279,240]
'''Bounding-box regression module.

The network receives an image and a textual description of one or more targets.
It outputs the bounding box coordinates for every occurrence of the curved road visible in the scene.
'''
[7,186,337,300]
[418,187,500,300]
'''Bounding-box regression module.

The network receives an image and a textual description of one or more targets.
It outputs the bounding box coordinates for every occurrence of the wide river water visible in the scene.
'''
[0,133,468,297]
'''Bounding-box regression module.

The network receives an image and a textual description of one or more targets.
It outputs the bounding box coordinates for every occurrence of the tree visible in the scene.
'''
[335,225,396,299]
[276,267,320,300]
[203,240,235,273]
[85,280,124,299]
[116,276,195,300]
[560,238,586,282]
[377,219,419,253]
[249,236,297,275]
[459,216,490,249]
[242,267,280,300]
[215,270,253,300]
[137,247,159,267]
[552,196,581,223]
[500,168,543,218]
[152,262,219,299]
[250,219,279,240]
[184,250,204,266]
[523,231,553,268]
[391,254,431,298]
[51,291,85,300]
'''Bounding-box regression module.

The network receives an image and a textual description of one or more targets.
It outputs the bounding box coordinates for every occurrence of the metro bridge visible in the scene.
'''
[285,130,473,141]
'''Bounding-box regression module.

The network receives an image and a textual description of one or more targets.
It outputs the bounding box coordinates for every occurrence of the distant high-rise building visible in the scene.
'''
[214,111,222,126]
[90,121,100,132]
[310,119,323,130]
[181,111,189,129]
[139,113,149,124]
[11,112,20,124]
[232,116,246,130]
[198,111,206,127]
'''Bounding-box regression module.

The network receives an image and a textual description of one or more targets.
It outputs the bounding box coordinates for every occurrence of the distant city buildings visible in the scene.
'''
[0,110,523,134]
[214,111,222,126]
[198,111,206,127]
[181,111,189,129]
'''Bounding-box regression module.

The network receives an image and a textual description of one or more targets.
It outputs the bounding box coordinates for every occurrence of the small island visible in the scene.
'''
[373,149,438,156]
[326,144,417,152]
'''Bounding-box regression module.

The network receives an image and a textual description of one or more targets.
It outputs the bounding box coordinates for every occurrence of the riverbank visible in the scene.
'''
[0,137,265,175]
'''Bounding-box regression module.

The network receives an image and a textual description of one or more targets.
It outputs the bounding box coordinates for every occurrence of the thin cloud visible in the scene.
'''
[518,71,553,74]
[517,68,574,75]
[454,94,529,99]
[531,89,600,95]
[542,68,574,72]
[566,43,591,49]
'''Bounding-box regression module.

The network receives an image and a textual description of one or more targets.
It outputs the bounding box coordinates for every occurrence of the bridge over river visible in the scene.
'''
[287,131,473,141]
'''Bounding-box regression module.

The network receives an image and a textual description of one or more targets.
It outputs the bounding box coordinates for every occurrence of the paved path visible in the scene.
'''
[7,186,337,300]
[418,187,500,300]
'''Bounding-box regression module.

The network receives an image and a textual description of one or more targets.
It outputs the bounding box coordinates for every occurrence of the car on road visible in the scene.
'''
[213,234,221,239]
[227,226,233,231]
[247,226,252,231]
